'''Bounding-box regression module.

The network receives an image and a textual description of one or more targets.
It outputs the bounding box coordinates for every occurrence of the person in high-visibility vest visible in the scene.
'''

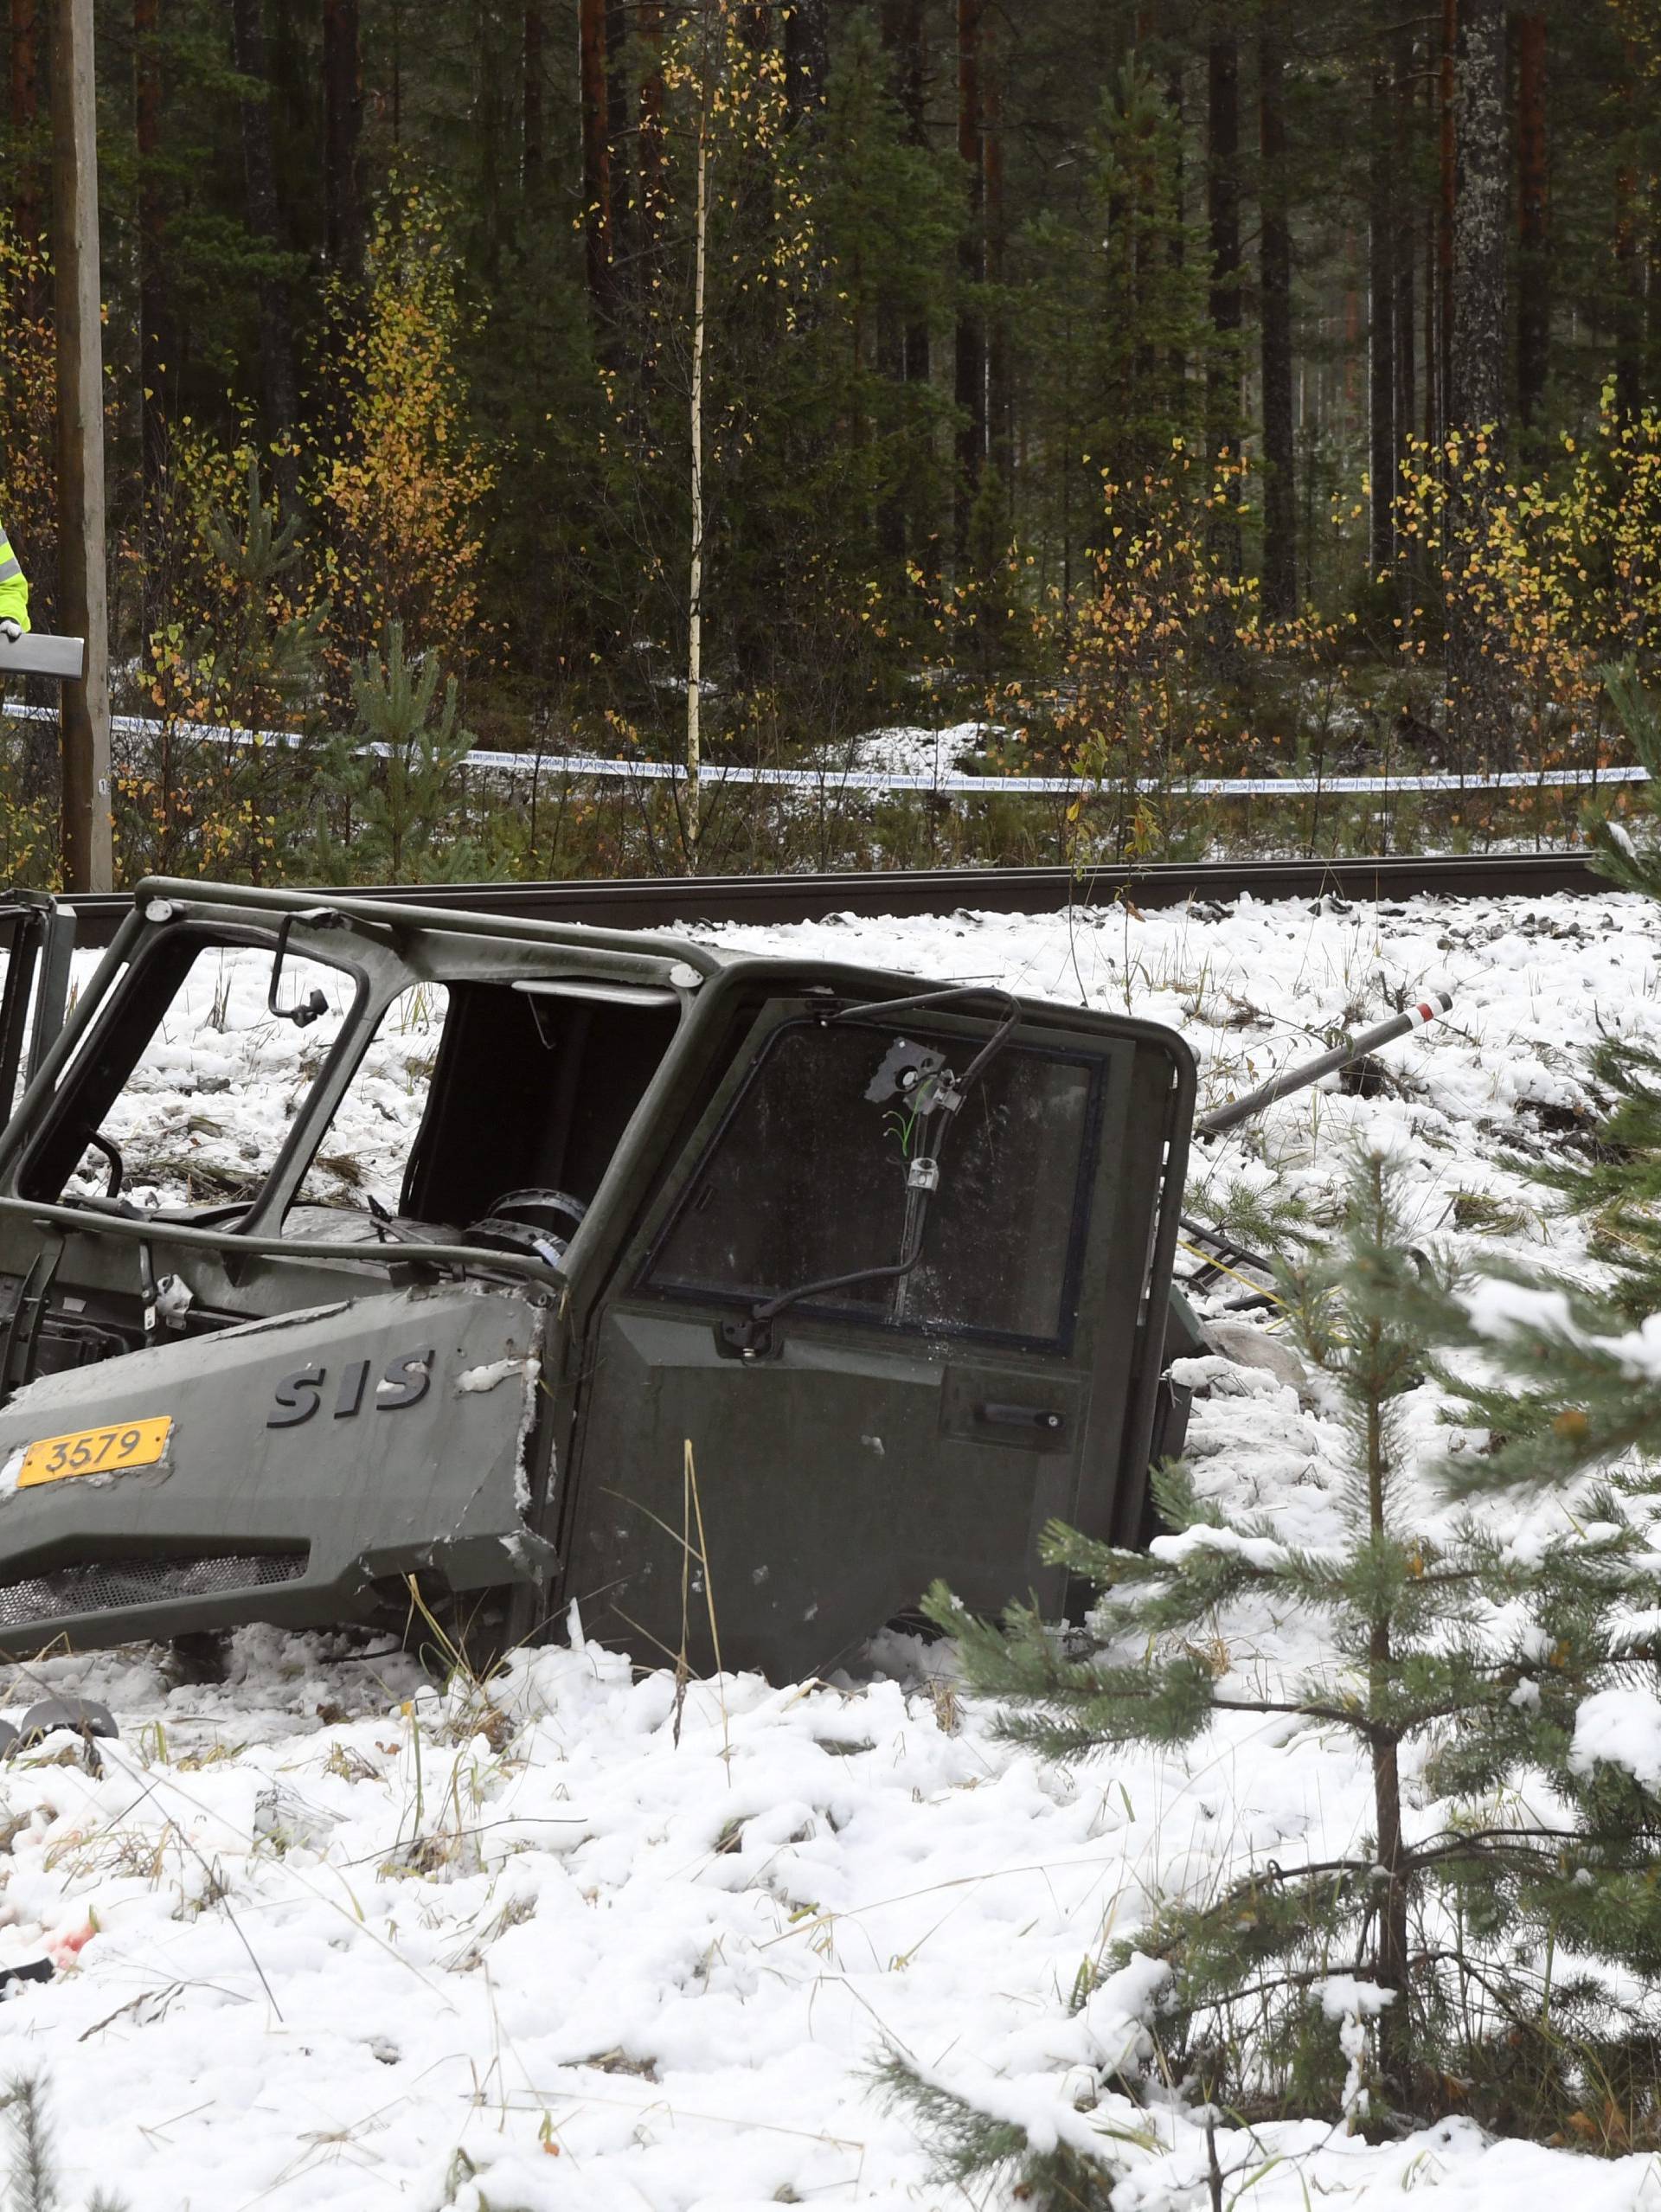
[0,524,28,642]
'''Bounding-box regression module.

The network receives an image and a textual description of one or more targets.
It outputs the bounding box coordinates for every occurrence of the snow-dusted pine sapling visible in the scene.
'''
[1523,660,1661,1322]
[0,2069,131,2211]
[1416,664,1661,2014]
[927,1151,1565,2123]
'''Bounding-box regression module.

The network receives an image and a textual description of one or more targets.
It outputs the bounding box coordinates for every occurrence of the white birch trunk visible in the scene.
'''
[685,2,711,871]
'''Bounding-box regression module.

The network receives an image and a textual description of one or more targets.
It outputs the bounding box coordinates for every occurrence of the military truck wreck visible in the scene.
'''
[0,878,1200,1681]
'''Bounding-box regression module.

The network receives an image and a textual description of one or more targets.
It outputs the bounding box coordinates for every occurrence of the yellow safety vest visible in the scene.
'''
[0,526,29,632]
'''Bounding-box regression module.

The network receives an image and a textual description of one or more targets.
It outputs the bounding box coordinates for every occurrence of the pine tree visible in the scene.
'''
[927,1145,1661,2128]
[308,623,496,885]
[1081,62,1214,523]
[1408,664,1661,2016]
[1522,660,1661,1322]
[196,457,325,734]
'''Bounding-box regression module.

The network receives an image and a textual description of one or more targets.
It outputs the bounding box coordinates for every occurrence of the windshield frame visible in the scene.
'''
[9,915,388,1233]
[0,882,718,1286]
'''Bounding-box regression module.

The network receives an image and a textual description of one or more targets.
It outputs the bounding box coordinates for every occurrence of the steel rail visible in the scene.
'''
[42,848,1608,949]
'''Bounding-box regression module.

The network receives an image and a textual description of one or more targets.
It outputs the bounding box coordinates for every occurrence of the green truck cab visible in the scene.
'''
[0,879,1196,1679]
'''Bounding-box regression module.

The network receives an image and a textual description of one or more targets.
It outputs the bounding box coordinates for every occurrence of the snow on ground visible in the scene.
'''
[2,885,1660,2209]
[815,722,993,783]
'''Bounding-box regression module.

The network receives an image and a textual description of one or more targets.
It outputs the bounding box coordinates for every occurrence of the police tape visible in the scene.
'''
[524,753,1651,799]
[1,702,1645,800]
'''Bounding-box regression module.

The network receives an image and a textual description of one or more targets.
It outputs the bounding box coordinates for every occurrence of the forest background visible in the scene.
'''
[0,0,1658,884]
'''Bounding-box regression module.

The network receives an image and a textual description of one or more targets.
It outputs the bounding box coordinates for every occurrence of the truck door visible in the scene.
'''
[560,990,1191,1681]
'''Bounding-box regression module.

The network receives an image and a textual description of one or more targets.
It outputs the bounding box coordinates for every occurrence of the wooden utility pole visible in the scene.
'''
[53,0,111,893]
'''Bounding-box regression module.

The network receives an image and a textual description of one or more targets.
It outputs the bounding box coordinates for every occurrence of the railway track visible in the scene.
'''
[50,847,1606,947]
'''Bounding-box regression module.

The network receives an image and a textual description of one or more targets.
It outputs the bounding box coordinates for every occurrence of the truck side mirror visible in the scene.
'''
[266,909,342,1029]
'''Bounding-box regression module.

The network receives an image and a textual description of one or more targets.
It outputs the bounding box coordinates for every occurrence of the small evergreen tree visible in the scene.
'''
[1087,65,1211,494]
[1414,663,1661,2013]
[1523,659,1661,1322]
[309,623,496,884]
[119,453,329,883]
[927,1147,1661,2133]
[196,456,327,735]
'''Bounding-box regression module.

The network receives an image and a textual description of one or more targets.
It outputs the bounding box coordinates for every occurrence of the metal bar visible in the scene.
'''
[0,1194,566,1294]
[0,905,43,1125]
[1197,991,1453,1137]
[26,904,75,1084]
[0,902,150,1187]
[132,876,725,976]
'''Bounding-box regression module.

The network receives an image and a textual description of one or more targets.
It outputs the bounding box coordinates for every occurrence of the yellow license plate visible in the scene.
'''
[17,1416,173,1490]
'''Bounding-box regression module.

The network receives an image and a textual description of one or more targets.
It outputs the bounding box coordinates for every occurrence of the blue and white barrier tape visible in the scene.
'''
[2,702,1642,800]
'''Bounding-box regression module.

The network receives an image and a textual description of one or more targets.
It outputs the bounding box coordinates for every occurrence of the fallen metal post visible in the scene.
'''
[1197,990,1453,1137]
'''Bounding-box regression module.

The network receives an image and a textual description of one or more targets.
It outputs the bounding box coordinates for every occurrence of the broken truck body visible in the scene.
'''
[0,879,1198,1677]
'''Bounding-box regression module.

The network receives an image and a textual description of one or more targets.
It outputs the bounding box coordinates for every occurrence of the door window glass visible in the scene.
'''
[646,1019,1097,1343]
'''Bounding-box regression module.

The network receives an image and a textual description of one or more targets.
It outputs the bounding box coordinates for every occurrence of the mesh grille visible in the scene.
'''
[0,1550,308,1627]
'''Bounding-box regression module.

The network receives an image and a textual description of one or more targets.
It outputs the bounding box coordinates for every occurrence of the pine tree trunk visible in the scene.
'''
[638,0,664,244]
[785,0,828,117]
[606,0,632,277]
[1164,54,1188,421]
[523,4,544,196]
[1424,200,1439,446]
[955,0,985,557]
[1368,23,1395,571]
[891,0,930,391]
[1446,0,1508,760]
[985,29,1010,485]
[1437,0,1454,446]
[9,0,41,248]
[389,0,402,144]
[1449,0,1506,438]
[1259,9,1296,620]
[1614,50,1641,420]
[579,0,613,326]
[1206,32,1241,578]
[1363,1309,1412,2102]
[135,0,169,502]
[1372,1722,1413,2100]
[1516,12,1548,433]
[229,0,299,493]
[879,0,927,566]
[1393,25,1415,473]
[323,0,364,279]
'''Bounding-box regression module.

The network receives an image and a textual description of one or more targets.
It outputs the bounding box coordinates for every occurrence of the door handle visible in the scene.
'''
[977,1401,1066,1435]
